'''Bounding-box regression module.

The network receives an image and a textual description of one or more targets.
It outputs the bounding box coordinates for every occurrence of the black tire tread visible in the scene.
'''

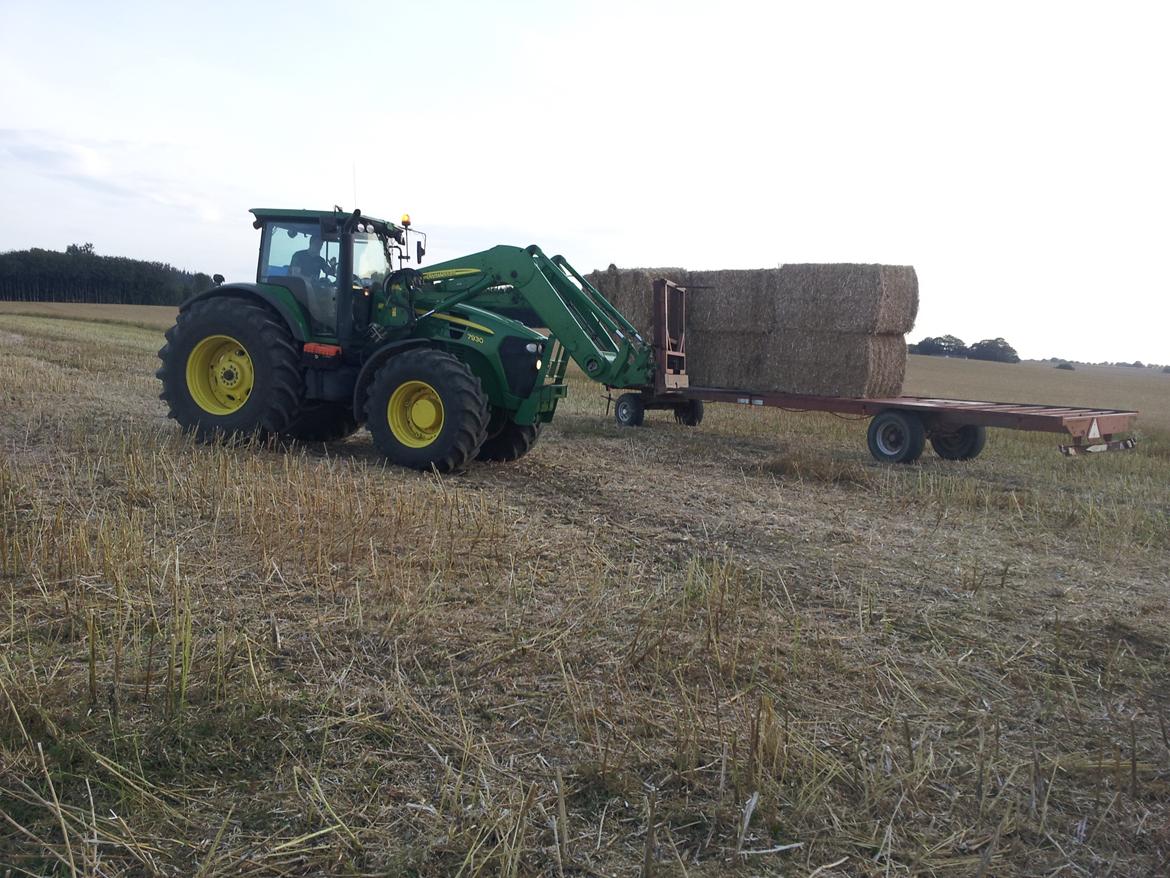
[284,402,360,443]
[930,425,987,461]
[477,421,541,462]
[674,400,704,427]
[157,297,303,441]
[615,392,645,427]
[866,410,926,464]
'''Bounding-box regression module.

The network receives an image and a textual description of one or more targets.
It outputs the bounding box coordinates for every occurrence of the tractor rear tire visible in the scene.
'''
[284,402,359,443]
[365,348,488,473]
[930,425,987,461]
[614,393,645,427]
[157,298,303,442]
[674,399,704,427]
[477,421,541,462]
[866,410,926,464]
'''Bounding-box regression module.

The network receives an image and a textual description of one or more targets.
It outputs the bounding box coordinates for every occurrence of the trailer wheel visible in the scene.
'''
[614,393,645,427]
[930,425,987,461]
[674,399,704,427]
[867,411,926,464]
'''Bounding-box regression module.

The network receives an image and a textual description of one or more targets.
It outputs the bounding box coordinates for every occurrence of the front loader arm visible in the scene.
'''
[418,245,654,388]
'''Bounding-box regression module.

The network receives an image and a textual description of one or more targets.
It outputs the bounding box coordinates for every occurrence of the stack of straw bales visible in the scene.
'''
[586,264,918,398]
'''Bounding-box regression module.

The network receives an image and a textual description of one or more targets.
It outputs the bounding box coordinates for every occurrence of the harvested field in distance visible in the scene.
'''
[0,300,179,330]
[1,306,1168,876]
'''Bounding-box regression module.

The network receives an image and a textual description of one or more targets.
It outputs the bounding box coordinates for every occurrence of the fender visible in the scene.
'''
[351,337,433,422]
[181,283,311,341]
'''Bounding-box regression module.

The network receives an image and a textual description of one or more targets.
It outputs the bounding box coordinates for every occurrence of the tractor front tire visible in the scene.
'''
[284,402,360,443]
[157,298,303,442]
[365,349,488,473]
[477,421,541,462]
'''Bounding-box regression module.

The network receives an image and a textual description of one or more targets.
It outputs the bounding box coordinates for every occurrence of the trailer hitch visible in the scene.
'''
[1059,437,1138,456]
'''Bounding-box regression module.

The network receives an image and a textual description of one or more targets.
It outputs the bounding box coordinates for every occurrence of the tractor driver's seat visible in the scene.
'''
[287,241,339,334]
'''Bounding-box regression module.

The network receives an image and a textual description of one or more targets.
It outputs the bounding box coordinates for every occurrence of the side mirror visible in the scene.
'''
[416,241,425,264]
[212,273,225,286]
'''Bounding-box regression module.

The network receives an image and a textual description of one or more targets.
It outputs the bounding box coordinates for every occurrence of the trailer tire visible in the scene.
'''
[614,393,645,427]
[930,425,987,461]
[867,411,926,464]
[674,399,704,427]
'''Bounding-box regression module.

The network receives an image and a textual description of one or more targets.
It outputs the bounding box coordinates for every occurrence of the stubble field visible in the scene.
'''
[1,306,1167,876]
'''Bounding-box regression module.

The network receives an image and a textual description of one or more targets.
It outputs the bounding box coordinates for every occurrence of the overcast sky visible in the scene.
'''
[1,1,1166,363]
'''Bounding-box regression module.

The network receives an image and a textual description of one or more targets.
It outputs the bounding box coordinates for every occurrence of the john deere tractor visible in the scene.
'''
[157,208,656,472]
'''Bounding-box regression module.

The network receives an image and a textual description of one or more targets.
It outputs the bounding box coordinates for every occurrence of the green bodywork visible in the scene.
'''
[197,208,657,428]
[408,244,655,424]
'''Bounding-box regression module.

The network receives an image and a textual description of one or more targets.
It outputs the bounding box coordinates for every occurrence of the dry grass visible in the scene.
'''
[1,308,1168,876]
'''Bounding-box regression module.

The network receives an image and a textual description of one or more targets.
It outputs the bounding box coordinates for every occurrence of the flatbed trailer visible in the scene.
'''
[608,279,1139,463]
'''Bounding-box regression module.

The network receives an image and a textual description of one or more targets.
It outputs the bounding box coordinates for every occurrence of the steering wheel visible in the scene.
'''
[383,269,424,304]
[381,269,425,326]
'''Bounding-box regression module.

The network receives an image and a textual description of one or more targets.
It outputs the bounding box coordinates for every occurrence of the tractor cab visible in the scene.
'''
[250,208,416,339]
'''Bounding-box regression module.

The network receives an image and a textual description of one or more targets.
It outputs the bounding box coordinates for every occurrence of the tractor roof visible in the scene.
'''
[249,207,399,232]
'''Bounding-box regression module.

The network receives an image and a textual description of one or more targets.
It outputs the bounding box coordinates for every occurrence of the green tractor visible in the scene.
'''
[157,208,656,472]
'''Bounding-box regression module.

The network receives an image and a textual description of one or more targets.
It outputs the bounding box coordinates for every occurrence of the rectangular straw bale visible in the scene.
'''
[588,264,918,337]
[686,330,907,398]
[773,264,918,334]
[683,270,778,333]
[588,266,686,334]
[586,264,914,397]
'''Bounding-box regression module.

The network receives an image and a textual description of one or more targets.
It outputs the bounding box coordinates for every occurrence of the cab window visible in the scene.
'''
[258,221,341,333]
[352,233,389,288]
[259,222,339,283]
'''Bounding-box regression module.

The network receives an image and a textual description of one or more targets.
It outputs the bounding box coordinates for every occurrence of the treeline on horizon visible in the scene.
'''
[910,333,1166,370]
[0,243,212,306]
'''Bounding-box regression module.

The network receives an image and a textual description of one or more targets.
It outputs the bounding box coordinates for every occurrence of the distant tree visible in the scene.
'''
[1163,366,1170,374]
[1055,362,1075,371]
[967,338,1020,363]
[914,334,968,357]
[0,246,211,305]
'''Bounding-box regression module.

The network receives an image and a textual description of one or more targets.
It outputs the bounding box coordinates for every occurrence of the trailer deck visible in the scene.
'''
[668,388,1138,455]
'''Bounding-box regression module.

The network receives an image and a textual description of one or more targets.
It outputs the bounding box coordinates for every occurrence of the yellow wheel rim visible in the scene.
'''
[185,335,255,415]
[388,380,444,448]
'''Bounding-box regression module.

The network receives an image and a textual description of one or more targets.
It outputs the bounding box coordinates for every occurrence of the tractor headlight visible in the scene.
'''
[535,359,542,371]
[525,342,539,353]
